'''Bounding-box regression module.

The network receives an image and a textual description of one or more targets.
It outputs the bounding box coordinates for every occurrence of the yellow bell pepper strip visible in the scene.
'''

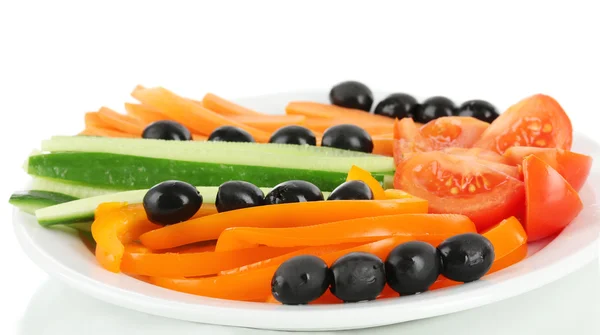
[346,165,386,199]
[214,214,476,252]
[92,203,161,273]
[140,197,428,250]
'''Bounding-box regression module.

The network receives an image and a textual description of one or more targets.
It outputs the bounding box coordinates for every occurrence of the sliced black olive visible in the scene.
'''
[385,241,441,295]
[269,125,316,146]
[271,255,330,305]
[414,96,455,123]
[330,252,386,303]
[437,233,495,283]
[208,126,255,143]
[143,180,203,225]
[215,181,265,213]
[327,180,373,200]
[321,124,373,153]
[458,100,499,123]
[142,120,192,141]
[329,81,374,112]
[264,180,324,205]
[374,93,419,119]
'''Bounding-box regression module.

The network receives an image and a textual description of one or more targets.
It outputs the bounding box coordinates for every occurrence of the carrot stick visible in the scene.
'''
[124,103,170,123]
[140,197,428,250]
[85,112,113,129]
[286,101,394,124]
[231,115,307,133]
[96,107,146,136]
[214,214,476,252]
[202,93,263,116]
[303,118,393,135]
[132,87,271,141]
[372,135,394,156]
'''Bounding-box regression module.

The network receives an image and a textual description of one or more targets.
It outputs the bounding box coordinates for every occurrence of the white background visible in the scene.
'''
[1,0,599,334]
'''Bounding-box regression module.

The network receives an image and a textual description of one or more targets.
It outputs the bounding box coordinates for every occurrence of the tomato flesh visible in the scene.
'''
[504,147,592,191]
[395,151,525,232]
[420,116,489,149]
[523,155,583,241]
[474,94,573,154]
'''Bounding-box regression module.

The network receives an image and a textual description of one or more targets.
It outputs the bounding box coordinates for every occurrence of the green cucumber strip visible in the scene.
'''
[31,177,116,198]
[28,152,388,191]
[36,186,330,226]
[40,136,395,173]
[9,191,78,214]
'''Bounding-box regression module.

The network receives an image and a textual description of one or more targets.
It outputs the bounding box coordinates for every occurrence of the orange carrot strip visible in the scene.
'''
[231,115,308,133]
[85,112,113,129]
[303,118,394,135]
[202,93,263,116]
[124,103,170,123]
[132,87,271,141]
[140,197,428,250]
[286,101,394,125]
[214,214,476,252]
[96,107,146,136]
[372,135,394,156]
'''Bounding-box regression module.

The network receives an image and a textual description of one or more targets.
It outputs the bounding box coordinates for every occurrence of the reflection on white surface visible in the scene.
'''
[18,262,600,335]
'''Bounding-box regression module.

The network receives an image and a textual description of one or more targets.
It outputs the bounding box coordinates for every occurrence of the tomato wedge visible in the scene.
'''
[395,151,525,232]
[442,147,510,165]
[474,94,573,154]
[523,155,583,242]
[420,117,489,149]
[504,147,593,191]
[393,118,431,164]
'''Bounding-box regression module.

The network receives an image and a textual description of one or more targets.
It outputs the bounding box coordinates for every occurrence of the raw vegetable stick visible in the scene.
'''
[92,203,161,273]
[231,115,309,133]
[96,107,147,136]
[124,103,170,123]
[132,87,271,141]
[346,165,386,200]
[202,93,263,116]
[303,118,394,135]
[85,112,114,129]
[140,197,428,250]
[214,214,476,252]
[120,244,301,277]
[286,101,395,124]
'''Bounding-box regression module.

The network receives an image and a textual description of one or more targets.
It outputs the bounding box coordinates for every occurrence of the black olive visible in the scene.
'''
[208,126,255,143]
[264,180,324,205]
[329,81,374,112]
[373,93,419,119]
[437,233,495,283]
[269,125,317,146]
[329,252,386,303]
[321,124,373,153]
[385,241,441,295]
[414,96,456,123]
[143,180,203,225]
[215,181,265,213]
[458,100,499,123]
[271,255,330,305]
[327,180,373,201]
[142,120,192,141]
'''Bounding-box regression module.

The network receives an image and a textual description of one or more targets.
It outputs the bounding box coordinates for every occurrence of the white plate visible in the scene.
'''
[13,91,600,331]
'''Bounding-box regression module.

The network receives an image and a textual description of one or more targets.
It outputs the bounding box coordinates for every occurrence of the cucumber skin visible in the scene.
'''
[9,191,78,214]
[28,152,388,191]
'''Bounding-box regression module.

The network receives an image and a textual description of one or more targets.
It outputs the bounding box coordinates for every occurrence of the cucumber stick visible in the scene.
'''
[36,186,331,226]
[31,177,116,198]
[40,136,395,173]
[9,191,78,214]
[28,152,387,190]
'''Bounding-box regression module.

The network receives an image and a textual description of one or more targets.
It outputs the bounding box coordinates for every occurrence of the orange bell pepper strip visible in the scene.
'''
[96,107,147,136]
[150,237,411,301]
[92,203,161,273]
[230,115,309,133]
[132,87,271,141]
[214,214,476,252]
[140,197,428,250]
[430,216,528,290]
[346,165,386,199]
[286,101,394,125]
[202,93,264,116]
[121,244,301,277]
